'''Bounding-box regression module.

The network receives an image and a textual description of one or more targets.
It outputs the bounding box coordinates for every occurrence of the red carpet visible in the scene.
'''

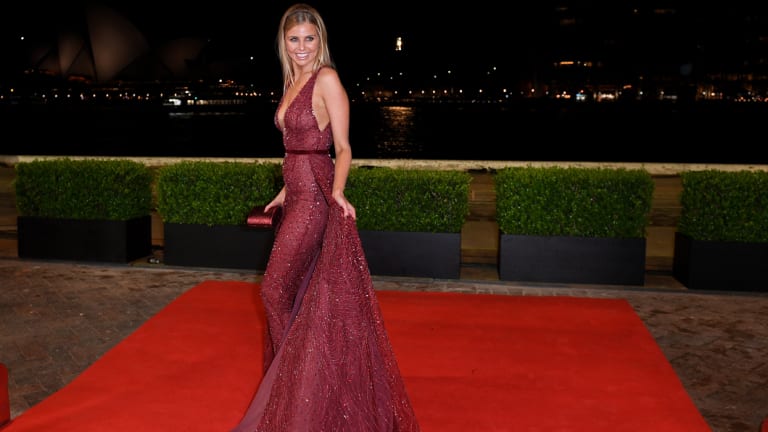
[0,364,8,427]
[1,281,711,431]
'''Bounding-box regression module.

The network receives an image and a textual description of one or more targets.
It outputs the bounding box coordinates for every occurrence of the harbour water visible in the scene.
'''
[3,100,767,164]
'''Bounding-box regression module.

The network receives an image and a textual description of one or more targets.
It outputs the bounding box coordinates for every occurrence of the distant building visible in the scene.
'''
[357,3,768,103]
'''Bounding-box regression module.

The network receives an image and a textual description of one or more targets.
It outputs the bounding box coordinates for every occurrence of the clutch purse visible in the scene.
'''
[246,205,282,229]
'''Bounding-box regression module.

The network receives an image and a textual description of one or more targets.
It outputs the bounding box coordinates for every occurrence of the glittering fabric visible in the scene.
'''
[231,69,420,432]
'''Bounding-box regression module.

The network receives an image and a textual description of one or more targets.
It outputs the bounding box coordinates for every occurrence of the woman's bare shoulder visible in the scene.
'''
[316,67,342,87]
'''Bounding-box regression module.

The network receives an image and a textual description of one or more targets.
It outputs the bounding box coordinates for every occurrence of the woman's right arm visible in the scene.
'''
[265,187,286,212]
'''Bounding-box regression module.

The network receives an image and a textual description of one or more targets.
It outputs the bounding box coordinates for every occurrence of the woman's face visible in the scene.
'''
[285,23,319,68]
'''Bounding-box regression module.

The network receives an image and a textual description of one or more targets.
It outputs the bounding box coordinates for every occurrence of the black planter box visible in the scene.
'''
[499,234,646,286]
[359,231,461,279]
[17,215,151,263]
[673,232,768,291]
[163,223,275,271]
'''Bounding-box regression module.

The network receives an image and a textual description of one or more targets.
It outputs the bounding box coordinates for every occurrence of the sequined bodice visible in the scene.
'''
[275,70,333,153]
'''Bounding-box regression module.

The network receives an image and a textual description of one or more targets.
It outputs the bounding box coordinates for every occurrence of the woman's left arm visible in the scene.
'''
[317,67,356,219]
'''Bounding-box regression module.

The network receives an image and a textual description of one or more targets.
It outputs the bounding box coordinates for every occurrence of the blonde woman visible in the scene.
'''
[231,4,420,431]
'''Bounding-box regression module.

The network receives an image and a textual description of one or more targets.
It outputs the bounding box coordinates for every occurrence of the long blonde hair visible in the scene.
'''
[276,3,335,89]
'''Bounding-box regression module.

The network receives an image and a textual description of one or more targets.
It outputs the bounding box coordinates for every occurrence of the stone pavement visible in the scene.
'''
[1,162,768,431]
[1,258,767,432]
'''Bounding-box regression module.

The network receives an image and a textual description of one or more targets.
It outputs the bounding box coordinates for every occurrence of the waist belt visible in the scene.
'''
[285,149,329,155]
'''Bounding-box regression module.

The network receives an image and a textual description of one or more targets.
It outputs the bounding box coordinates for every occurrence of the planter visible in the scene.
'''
[359,231,461,279]
[163,223,275,271]
[499,234,646,286]
[673,232,768,291]
[17,215,151,263]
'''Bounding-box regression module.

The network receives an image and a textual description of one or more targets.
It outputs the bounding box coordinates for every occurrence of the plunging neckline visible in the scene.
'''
[277,72,316,131]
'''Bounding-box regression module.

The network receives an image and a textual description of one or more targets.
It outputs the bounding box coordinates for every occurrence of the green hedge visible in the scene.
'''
[345,167,471,233]
[156,161,282,226]
[678,170,768,242]
[14,158,153,220]
[495,166,654,238]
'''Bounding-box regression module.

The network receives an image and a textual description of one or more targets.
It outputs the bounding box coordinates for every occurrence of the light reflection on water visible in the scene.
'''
[373,106,420,157]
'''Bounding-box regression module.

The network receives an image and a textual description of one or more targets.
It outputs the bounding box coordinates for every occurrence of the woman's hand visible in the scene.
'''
[264,188,286,213]
[333,193,356,220]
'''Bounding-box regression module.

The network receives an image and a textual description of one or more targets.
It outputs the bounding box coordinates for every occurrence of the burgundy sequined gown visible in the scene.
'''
[231,69,420,432]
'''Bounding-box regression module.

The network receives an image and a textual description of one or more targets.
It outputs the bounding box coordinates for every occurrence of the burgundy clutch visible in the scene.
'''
[246,205,282,228]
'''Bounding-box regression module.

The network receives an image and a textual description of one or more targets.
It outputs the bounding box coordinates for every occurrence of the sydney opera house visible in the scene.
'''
[15,5,259,82]
[2,4,267,108]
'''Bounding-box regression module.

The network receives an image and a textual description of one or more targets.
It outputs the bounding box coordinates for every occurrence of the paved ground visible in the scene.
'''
[1,162,768,431]
[1,257,767,432]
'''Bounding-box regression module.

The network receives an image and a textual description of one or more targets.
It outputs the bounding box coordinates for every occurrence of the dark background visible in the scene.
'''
[3,2,766,84]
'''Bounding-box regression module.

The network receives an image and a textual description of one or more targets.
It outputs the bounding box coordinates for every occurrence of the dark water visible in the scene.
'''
[3,100,767,164]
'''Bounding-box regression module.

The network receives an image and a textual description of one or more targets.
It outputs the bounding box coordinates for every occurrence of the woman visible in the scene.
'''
[230,4,420,431]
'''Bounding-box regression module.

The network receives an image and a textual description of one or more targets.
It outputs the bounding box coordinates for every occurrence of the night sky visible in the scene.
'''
[4,1,537,55]
[2,2,767,85]
[1,1,557,83]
